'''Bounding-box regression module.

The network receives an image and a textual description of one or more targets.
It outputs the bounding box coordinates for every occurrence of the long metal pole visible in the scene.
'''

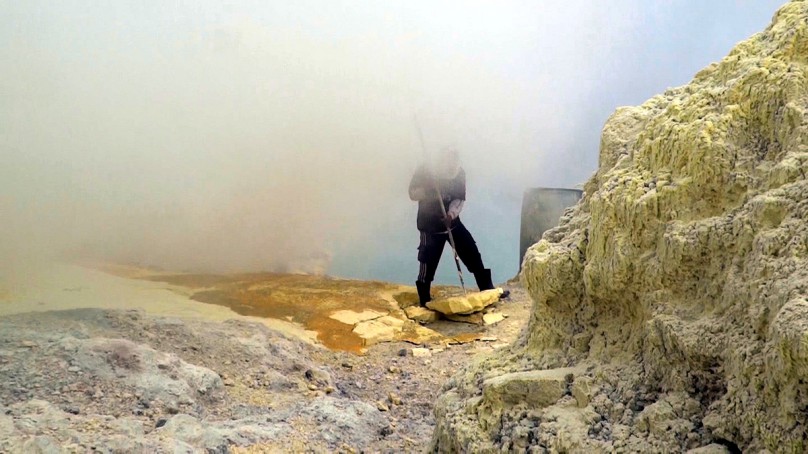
[413,115,467,295]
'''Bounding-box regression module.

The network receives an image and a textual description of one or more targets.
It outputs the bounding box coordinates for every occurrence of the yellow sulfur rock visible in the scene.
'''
[403,306,440,323]
[426,289,503,315]
[433,2,808,452]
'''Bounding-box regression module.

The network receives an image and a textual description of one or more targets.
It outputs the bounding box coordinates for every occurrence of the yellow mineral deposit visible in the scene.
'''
[3,261,470,354]
[141,271,427,353]
[432,3,808,451]
[0,263,320,343]
[426,288,504,315]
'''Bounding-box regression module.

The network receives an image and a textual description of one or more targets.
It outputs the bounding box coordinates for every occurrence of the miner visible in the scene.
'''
[408,147,497,306]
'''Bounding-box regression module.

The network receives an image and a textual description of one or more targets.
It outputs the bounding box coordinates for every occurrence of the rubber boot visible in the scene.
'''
[415,280,431,306]
[473,269,495,291]
[474,269,510,298]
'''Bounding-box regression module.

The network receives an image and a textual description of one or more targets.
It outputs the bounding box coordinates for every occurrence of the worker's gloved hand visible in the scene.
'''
[443,213,454,228]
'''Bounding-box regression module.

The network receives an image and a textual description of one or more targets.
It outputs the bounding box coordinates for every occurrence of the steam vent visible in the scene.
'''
[432,2,808,452]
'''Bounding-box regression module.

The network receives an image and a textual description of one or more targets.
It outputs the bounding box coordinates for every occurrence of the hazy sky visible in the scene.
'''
[0,1,786,282]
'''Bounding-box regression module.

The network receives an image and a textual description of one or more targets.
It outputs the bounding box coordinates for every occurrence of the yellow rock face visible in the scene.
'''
[434,2,808,452]
[426,288,503,315]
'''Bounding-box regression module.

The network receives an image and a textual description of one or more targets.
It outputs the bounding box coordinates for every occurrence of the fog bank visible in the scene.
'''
[0,1,784,280]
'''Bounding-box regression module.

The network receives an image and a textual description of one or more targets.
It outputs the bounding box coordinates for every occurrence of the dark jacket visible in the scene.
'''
[409,164,466,233]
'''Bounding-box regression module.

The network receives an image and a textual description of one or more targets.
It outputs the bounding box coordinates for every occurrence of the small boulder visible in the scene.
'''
[483,367,579,409]
[482,312,505,325]
[304,368,332,386]
[636,400,676,436]
[403,306,439,323]
[427,289,503,315]
[571,376,595,408]
[352,316,405,346]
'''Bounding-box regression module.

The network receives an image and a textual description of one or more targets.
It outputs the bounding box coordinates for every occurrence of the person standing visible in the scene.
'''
[408,147,495,306]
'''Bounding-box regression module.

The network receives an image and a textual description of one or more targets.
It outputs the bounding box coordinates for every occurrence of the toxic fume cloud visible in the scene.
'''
[0,1,784,278]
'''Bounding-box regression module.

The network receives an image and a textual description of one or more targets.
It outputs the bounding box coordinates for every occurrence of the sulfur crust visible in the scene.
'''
[432,1,808,452]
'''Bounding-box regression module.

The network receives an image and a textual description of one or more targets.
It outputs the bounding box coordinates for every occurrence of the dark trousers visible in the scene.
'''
[417,221,485,283]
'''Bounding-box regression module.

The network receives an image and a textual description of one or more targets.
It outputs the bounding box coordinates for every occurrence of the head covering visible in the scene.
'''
[435,145,461,179]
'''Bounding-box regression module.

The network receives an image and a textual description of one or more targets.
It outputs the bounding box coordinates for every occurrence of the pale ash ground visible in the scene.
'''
[0,263,528,452]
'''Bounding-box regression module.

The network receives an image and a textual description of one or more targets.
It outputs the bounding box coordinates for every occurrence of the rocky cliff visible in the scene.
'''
[432,2,808,452]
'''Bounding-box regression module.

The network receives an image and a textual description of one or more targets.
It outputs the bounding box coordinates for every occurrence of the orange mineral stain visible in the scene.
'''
[144,273,402,353]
